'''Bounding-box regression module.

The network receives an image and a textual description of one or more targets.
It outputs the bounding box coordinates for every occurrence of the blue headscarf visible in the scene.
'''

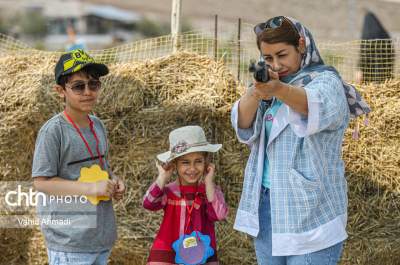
[273,17,371,118]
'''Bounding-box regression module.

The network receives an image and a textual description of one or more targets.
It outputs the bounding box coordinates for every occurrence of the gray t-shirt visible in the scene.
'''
[32,113,117,252]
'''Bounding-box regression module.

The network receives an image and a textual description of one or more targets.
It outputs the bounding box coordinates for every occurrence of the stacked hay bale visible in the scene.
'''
[0,50,399,265]
[0,51,60,265]
[96,52,249,264]
[341,81,400,265]
[0,51,251,265]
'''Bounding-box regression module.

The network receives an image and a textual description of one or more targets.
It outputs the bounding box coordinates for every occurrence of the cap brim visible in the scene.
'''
[157,144,222,163]
[82,62,109,77]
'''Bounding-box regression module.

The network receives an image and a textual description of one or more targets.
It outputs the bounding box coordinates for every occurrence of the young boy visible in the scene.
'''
[32,49,125,265]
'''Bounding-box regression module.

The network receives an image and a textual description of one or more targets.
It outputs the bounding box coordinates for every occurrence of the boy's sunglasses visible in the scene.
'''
[66,80,101,95]
[254,16,295,35]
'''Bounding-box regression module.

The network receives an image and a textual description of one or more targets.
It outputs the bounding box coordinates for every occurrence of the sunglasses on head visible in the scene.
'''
[254,16,296,35]
[66,79,101,95]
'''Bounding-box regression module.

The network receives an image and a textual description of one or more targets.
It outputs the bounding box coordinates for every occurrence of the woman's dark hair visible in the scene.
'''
[58,66,101,89]
[256,18,300,50]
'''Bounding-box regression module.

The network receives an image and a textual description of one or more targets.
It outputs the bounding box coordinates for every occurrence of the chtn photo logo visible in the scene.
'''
[5,184,87,207]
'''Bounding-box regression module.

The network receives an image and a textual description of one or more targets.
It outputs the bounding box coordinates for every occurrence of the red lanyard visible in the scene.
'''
[181,185,199,234]
[63,111,104,169]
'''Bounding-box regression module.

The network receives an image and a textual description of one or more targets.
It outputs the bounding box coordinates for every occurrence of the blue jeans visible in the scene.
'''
[254,188,344,265]
[47,249,111,265]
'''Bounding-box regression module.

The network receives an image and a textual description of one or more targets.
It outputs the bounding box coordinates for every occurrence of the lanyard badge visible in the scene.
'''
[172,231,214,265]
[79,164,110,205]
[172,189,214,265]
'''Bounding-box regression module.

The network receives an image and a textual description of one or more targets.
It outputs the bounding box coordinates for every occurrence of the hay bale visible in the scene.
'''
[0,49,399,265]
[0,51,244,264]
[341,80,400,265]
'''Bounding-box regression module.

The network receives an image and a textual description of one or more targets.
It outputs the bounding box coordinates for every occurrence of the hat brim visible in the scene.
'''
[157,143,222,163]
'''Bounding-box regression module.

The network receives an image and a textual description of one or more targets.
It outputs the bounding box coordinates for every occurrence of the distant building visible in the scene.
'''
[0,0,142,50]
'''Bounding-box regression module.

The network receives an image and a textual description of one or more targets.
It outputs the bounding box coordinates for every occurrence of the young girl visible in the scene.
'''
[143,125,228,265]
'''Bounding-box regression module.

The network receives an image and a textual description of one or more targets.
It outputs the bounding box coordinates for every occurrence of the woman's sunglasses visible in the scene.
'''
[66,79,101,95]
[254,16,295,35]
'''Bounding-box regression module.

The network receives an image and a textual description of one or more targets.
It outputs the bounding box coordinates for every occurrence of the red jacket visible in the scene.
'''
[143,181,228,265]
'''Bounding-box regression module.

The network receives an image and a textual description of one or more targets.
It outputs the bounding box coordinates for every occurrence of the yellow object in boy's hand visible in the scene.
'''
[78,164,110,205]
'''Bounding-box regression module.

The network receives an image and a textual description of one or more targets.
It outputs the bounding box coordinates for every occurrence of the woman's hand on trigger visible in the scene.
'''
[253,68,281,100]
[156,160,174,189]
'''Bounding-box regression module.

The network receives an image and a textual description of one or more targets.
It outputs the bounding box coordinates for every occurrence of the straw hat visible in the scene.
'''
[157,126,222,163]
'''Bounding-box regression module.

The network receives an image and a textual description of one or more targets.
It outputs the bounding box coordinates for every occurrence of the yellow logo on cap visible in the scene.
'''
[63,49,95,72]
[71,49,94,63]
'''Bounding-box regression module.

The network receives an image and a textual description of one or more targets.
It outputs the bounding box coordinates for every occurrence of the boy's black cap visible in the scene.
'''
[55,49,109,85]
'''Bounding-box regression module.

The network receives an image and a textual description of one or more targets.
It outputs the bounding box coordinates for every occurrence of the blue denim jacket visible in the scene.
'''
[231,71,350,255]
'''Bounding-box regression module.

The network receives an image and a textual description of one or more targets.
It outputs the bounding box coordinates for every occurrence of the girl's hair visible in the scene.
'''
[58,67,101,89]
[256,18,300,50]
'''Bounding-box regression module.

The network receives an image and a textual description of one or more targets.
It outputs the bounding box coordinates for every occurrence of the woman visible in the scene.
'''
[231,16,370,265]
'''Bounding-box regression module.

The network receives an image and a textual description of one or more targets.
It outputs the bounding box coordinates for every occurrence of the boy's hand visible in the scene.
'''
[204,163,215,185]
[156,160,174,188]
[113,178,125,201]
[91,179,116,197]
